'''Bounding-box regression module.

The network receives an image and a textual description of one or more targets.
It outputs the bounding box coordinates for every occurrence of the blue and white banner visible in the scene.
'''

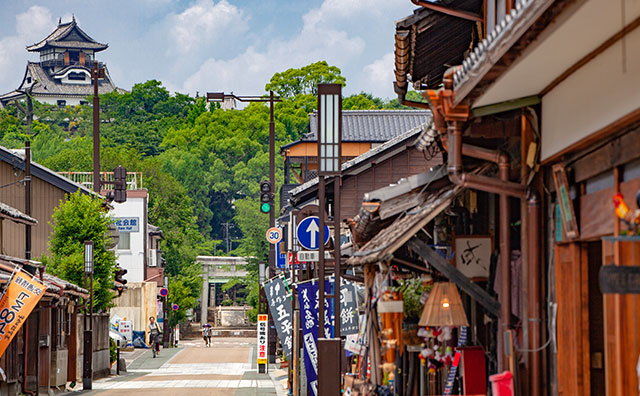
[264,277,293,359]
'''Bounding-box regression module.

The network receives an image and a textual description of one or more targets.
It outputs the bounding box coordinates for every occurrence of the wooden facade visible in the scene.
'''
[341,146,440,220]
[0,160,67,258]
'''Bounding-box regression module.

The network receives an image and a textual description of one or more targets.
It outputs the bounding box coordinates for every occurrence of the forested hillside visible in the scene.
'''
[0,61,425,320]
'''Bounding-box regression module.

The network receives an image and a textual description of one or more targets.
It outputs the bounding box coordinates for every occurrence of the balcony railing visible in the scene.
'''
[40,60,106,70]
[57,171,142,190]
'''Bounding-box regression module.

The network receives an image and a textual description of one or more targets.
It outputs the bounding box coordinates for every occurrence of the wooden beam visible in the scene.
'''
[407,237,503,319]
[470,95,540,118]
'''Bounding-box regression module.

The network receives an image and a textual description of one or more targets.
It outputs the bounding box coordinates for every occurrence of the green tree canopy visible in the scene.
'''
[265,61,346,99]
[46,191,117,311]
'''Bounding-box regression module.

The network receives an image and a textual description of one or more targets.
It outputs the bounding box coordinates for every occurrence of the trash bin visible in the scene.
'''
[489,371,514,396]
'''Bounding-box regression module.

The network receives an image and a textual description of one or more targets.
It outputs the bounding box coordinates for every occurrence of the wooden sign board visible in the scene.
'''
[552,164,580,239]
[599,265,640,294]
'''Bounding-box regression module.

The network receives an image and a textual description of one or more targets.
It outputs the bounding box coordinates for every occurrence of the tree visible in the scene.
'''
[265,61,346,99]
[45,191,117,311]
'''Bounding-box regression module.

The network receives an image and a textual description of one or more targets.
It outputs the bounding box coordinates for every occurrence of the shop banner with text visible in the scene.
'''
[264,276,293,359]
[0,270,46,358]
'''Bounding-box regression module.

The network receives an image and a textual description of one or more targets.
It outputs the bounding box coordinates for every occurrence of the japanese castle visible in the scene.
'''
[0,16,120,108]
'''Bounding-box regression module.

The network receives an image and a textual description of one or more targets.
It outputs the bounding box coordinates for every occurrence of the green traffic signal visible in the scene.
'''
[260,202,271,213]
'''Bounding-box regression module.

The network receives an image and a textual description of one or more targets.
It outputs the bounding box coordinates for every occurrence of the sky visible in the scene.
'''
[0,0,417,99]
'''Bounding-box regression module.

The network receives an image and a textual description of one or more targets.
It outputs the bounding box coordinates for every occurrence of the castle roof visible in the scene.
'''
[26,18,108,52]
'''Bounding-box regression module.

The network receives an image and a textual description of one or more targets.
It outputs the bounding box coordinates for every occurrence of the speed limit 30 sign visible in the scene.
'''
[266,227,282,244]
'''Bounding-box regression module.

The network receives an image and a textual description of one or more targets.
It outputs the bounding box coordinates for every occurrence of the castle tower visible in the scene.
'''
[0,17,119,107]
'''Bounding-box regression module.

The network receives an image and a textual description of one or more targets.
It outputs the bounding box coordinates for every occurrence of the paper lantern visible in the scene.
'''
[419,282,469,327]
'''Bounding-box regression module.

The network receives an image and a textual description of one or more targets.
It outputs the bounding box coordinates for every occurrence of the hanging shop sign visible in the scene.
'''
[599,265,640,294]
[454,235,492,279]
[298,281,321,396]
[338,278,360,336]
[264,276,293,359]
[257,314,268,365]
[0,270,46,358]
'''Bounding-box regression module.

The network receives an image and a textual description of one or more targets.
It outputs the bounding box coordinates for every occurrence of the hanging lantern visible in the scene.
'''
[419,282,469,327]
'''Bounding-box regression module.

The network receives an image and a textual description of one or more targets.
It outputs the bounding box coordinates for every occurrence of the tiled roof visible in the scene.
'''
[19,62,117,97]
[0,202,37,225]
[26,19,108,52]
[451,0,553,104]
[289,119,431,198]
[302,110,431,143]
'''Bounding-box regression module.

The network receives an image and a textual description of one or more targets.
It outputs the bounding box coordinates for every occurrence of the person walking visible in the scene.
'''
[148,316,161,357]
[203,324,211,347]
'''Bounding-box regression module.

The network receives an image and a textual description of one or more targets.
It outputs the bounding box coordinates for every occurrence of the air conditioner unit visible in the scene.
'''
[148,249,157,267]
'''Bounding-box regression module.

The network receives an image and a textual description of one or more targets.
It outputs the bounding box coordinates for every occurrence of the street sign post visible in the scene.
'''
[266,227,283,244]
[257,314,268,373]
[159,287,168,297]
[296,216,329,250]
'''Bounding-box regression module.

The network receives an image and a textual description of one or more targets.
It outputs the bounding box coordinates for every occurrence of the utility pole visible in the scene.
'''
[91,63,105,193]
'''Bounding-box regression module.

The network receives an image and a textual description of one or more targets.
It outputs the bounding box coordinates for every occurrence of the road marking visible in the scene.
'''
[92,379,275,389]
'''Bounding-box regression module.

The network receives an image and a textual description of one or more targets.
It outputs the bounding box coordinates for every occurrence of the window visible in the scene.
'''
[118,232,131,250]
[26,77,31,84]
[80,100,88,106]
[57,100,66,107]
[68,72,86,81]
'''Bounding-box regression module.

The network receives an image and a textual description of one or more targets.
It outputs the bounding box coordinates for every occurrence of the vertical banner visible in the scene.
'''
[0,270,46,358]
[339,279,360,336]
[264,277,293,359]
[443,326,468,396]
[298,281,320,396]
[257,314,268,365]
[297,280,333,396]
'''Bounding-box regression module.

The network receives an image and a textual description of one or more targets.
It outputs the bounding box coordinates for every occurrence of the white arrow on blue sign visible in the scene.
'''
[296,216,330,251]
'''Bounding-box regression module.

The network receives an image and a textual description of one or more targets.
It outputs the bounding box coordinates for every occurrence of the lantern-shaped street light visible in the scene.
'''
[84,241,94,274]
[316,84,343,395]
[83,240,94,389]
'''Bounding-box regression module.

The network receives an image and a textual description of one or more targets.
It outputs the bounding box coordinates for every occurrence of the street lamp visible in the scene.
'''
[316,83,343,395]
[83,241,94,390]
[206,91,281,366]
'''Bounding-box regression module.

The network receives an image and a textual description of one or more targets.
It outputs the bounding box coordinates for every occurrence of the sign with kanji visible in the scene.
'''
[0,270,46,358]
[118,320,133,341]
[257,314,268,365]
[114,217,140,232]
[338,279,360,335]
[264,277,293,359]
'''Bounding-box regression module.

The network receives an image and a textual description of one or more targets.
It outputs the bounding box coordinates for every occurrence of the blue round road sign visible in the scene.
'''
[172,304,179,311]
[296,216,330,251]
[160,287,168,297]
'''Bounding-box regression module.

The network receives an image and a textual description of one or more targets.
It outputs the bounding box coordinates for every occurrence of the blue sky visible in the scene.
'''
[0,0,417,99]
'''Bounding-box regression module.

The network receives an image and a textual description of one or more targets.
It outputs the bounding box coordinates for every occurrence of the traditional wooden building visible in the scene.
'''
[384,0,640,395]
[0,17,119,108]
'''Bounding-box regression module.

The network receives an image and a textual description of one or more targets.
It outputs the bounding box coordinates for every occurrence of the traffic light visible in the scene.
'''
[113,165,127,203]
[115,266,128,286]
[260,180,273,214]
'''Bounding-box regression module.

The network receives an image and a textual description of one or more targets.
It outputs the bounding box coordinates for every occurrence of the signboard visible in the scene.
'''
[0,270,46,357]
[297,251,334,262]
[266,227,282,244]
[276,241,286,269]
[118,320,133,341]
[172,304,179,311]
[296,217,329,250]
[159,287,168,297]
[257,314,268,364]
[454,235,492,279]
[552,164,579,239]
[338,279,360,336]
[264,277,293,359]
[599,265,640,294]
[114,217,140,233]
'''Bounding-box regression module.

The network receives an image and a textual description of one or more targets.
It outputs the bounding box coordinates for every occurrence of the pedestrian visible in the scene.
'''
[203,324,211,347]
[148,316,161,357]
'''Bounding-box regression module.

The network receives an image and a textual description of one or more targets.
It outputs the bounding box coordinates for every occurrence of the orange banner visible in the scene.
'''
[0,270,46,358]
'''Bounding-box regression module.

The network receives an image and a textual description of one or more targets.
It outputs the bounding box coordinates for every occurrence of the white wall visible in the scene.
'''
[33,95,87,106]
[541,11,640,160]
[111,194,146,282]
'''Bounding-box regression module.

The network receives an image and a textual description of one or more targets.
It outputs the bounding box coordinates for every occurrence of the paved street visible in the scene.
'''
[82,338,287,396]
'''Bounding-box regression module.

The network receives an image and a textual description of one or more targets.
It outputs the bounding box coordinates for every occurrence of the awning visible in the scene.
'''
[347,183,463,266]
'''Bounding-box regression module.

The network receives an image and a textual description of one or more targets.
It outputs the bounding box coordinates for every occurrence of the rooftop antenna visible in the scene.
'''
[58,17,62,25]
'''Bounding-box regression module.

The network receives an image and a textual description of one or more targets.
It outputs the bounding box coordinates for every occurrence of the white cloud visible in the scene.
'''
[0,6,55,92]
[168,0,248,55]
[361,52,395,96]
